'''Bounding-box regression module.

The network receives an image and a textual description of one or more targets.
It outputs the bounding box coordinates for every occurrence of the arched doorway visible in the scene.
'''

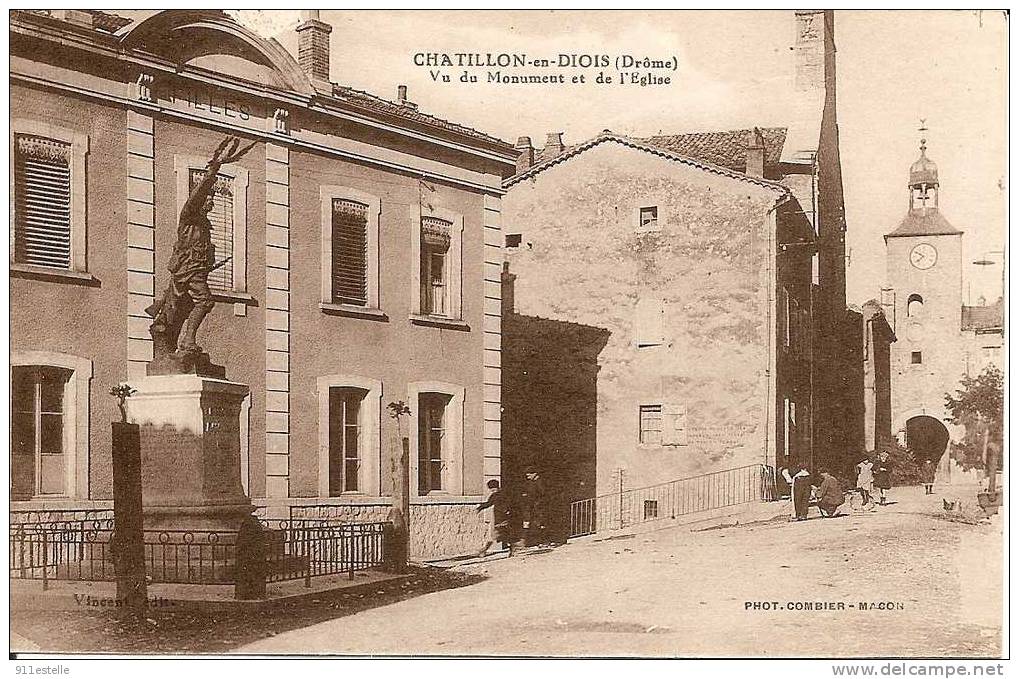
[905,415,950,463]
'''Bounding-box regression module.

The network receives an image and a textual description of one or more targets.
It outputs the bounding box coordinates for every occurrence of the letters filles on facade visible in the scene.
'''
[499,10,894,518]
[9,9,517,558]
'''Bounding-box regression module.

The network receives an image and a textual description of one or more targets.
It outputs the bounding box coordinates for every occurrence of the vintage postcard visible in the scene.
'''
[7,8,1007,668]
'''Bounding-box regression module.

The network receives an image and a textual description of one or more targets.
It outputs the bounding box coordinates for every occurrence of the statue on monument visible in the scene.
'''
[146,136,255,375]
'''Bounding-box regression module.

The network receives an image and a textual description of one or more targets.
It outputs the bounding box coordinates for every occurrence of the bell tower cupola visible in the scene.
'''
[909,123,939,211]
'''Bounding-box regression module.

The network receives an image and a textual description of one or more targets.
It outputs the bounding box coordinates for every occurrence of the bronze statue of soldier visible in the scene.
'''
[146,136,255,375]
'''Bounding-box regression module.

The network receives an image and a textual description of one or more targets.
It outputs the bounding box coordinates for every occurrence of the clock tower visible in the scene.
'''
[882,133,964,455]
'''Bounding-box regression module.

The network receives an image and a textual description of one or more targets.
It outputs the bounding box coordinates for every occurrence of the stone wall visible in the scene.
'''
[259,500,487,560]
[503,142,790,497]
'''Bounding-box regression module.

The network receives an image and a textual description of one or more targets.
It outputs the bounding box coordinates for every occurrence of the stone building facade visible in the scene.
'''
[500,10,860,515]
[879,136,1004,465]
[9,10,515,558]
[502,134,815,514]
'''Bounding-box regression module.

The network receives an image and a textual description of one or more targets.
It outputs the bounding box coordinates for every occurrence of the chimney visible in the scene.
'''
[544,132,565,158]
[296,10,332,83]
[52,10,93,28]
[515,136,535,174]
[745,127,766,177]
[396,85,418,110]
[793,10,826,92]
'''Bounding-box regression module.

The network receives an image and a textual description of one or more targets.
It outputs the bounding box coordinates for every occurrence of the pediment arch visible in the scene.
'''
[117,10,314,95]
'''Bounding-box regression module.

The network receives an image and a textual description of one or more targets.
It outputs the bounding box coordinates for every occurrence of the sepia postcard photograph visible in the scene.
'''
[6,7,1008,669]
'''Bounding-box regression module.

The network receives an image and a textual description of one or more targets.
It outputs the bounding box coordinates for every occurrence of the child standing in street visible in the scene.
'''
[920,458,936,495]
[856,456,875,511]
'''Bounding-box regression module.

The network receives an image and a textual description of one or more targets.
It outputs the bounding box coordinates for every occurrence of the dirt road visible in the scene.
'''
[237,485,1002,657]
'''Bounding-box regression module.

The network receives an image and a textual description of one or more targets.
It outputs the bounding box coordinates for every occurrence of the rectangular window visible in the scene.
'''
[331,199,369,305]
[635,297,665,347]
[14,135,72,269]
[643,499,659,520]
[639,404,663,445]
[639,206,659,231]
[328,387,365,494]
[189,169,234,290]
[11,366,71,499]
[418,393,449,494]
[911,351,923,364]
[505,233,523,248]
[421,217,451,317]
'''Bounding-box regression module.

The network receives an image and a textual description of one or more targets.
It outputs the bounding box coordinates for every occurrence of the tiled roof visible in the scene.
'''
[884,208,963,239]
[330,85,509,148]
[639,127,788,174]
[505,131,790,194]
[961,298,1003,332]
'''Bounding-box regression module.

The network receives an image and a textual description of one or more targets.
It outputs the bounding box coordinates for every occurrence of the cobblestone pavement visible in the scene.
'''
[238,484,1003,657]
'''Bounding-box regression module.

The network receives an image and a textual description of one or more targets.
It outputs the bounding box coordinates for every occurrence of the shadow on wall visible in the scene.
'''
[501,311,611,544]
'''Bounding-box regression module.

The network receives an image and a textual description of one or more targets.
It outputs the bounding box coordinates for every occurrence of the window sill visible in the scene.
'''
[320,303,389,321]
[10,264,99,287]
[212,290,258,306]
[409,314,471,332]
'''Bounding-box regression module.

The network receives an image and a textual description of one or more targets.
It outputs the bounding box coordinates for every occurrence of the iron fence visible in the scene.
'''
[260,519,388,586]
[10,517,390,590]
[9,519,117,587]
[569,464,775,538]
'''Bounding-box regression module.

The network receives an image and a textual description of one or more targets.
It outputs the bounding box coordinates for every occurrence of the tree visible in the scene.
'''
[944,366,1004,471]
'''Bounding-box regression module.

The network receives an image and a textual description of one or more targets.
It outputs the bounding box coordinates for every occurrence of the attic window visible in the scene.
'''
[638,206,659,231]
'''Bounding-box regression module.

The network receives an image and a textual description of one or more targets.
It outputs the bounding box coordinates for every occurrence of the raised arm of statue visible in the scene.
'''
[179,136,257,223]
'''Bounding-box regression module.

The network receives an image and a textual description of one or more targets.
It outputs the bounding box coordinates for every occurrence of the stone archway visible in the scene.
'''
[905,415,950,463]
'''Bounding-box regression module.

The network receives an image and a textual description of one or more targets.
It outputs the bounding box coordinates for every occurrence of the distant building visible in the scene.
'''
[9,10,515,558]
[880,135,1004,465]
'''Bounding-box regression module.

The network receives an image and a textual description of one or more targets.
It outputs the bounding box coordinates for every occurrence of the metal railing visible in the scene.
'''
[10,516,390,589]
[9,519,117,588]
[260,519,388,586]
[569,464,775,538]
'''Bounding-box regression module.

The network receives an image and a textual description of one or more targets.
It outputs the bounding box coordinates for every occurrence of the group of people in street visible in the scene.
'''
[475,468,548,558]
[782,450,896,521]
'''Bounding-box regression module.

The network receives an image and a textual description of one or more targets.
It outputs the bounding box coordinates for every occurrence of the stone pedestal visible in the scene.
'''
[125,375,252,532]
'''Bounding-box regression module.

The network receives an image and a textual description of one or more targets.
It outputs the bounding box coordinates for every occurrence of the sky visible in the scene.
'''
[234,10,1007,306]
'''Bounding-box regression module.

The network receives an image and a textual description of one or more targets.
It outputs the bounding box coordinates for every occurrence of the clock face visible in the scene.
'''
[910,243,938,270]
[906,323,923,343]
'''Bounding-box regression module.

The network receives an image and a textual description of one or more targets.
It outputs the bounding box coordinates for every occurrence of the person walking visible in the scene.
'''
[856,456,876,511]
[475,479,510,557]
[519,468,547,546]
[873,451,893,505]
[920,458,936,495]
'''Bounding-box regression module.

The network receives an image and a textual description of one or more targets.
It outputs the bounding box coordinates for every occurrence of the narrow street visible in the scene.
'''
[238,486,1002,657]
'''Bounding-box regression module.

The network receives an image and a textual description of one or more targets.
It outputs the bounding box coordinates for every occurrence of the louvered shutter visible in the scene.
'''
[14,135,72,269]
[189,169,234,289]
[331,199,368,305]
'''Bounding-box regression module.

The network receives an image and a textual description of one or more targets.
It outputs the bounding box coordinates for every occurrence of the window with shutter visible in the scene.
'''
[421,217,451,317]
[14,135,72,269]
[328,387,367,495]
[189,169,234,290]
[11,365,72,499]
[331,199,369,305]
[418,392,450,494]
[639,404,663,444]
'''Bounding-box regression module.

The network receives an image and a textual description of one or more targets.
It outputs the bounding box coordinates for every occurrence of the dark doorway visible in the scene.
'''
[905,415,950,463]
